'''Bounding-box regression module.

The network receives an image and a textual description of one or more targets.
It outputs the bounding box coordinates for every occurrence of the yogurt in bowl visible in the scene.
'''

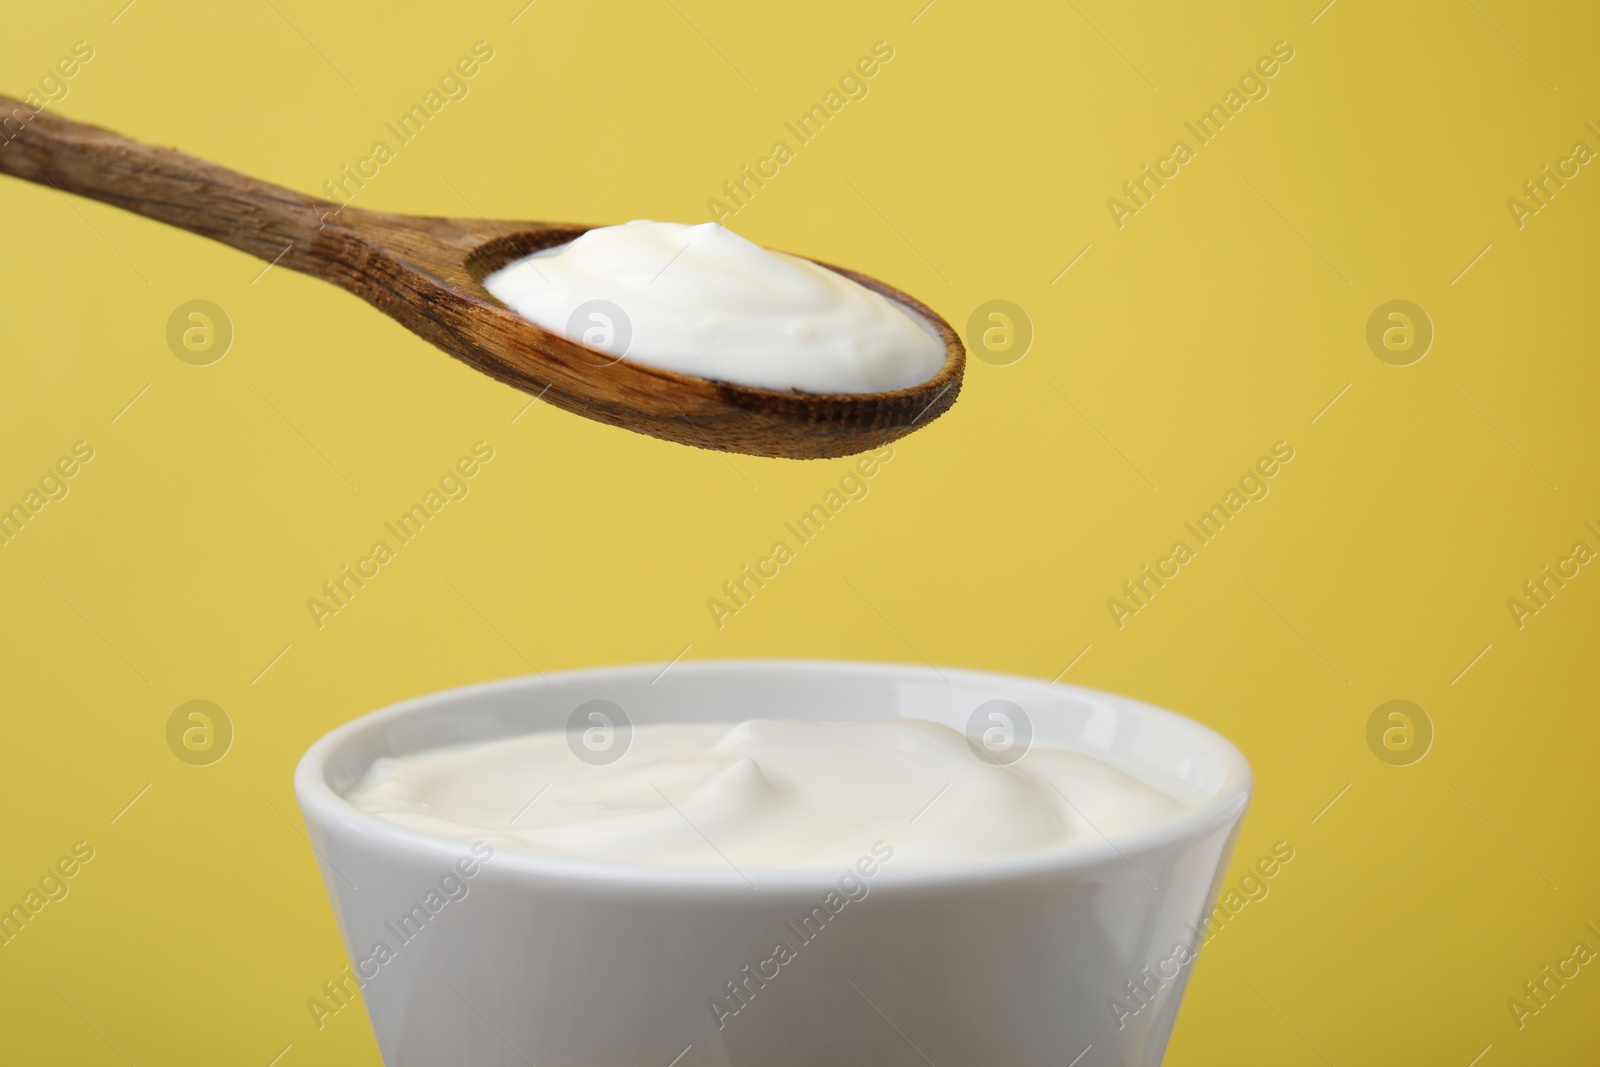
[294,661,1251,1066]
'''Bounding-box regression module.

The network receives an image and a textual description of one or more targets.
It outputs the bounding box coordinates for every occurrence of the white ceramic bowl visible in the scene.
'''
[294,660,1251,1066]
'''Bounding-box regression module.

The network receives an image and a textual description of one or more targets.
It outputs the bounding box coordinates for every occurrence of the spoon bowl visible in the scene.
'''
[0,96,963,459]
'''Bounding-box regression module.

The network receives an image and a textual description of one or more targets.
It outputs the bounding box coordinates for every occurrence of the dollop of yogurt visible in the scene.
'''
[481,221,946,394]
[345,719,1194,871]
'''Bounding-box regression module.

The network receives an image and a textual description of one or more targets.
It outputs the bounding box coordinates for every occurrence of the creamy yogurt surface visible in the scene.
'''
[481,221,946,394]
[345,718,1196,871]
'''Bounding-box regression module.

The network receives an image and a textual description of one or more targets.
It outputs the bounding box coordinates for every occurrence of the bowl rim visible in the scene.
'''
[293,659,1253,894]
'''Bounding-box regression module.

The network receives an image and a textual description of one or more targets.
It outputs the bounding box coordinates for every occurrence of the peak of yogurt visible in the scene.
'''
[482,221,946,394]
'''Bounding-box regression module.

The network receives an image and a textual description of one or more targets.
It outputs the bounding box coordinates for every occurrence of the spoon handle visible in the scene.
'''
[0,94,340,276]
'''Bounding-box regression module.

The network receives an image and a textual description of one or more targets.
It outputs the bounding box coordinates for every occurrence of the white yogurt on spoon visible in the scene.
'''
[345,718,1194,871]
[482,221,946,394]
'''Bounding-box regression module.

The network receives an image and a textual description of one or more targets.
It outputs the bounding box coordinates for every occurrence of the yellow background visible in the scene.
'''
[3,0,1597,1063]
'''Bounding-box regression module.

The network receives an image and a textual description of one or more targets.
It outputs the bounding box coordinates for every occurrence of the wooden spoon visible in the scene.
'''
[0,96,963,459]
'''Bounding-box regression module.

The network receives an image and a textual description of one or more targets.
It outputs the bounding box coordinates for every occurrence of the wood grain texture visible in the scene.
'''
[0,95,964,459]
